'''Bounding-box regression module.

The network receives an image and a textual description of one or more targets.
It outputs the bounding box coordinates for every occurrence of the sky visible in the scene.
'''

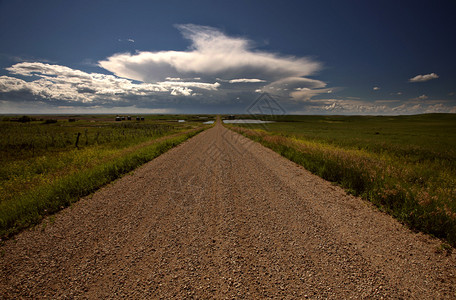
[0,0,455,115]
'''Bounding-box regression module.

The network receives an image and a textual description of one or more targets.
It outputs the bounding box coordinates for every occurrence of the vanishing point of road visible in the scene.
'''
[1,120,455,298]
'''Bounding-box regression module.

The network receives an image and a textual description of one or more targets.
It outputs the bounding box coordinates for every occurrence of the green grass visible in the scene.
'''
[227,114,456,246]
[0,115,212,238]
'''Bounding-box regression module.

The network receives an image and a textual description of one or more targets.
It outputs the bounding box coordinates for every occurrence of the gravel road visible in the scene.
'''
[1,121,455,299]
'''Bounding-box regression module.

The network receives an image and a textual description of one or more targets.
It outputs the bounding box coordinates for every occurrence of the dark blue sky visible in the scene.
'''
[1,0,455,114]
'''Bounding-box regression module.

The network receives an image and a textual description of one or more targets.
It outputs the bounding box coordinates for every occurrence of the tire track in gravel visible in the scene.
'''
[1,119,455,299]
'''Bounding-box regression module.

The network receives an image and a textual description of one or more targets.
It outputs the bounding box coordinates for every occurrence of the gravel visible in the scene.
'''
[1,121,455,299]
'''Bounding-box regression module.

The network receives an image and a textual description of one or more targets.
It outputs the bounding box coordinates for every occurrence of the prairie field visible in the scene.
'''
[227,114,456,246]
[0,114,214,238]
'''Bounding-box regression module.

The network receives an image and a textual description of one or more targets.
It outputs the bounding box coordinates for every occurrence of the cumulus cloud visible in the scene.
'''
[98,24,321,83]
[170,87,192,96]
[409,73,439,82]
[0,62,221,107]
[0,76,28,92]
[7,62,92,79]
[1,25,332,112]
[96,24,329,106]
[4,25,453,114]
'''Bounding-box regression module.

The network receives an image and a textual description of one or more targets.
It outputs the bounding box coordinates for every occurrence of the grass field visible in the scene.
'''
[226,114,456,246]
[0,114,214,238]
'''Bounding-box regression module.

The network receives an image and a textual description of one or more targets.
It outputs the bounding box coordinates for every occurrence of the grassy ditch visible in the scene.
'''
[0,116,211,238]
[227,114,456,246]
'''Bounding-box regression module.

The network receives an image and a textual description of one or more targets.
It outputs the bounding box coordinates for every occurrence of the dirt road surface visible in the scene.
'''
[1,121,455,299]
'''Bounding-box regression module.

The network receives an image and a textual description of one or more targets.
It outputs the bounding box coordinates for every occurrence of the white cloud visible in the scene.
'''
[98,24,321,83]
[94,25,332,107]
[373,86,380,90]
[276,77,326,89]
[0,62,222,105]
[290,88,334,101]
[412,94,428,100]
[157,80,220,91]
[228,78,266,83]
[170,87,192,96]
[5,25,454,114]
[409,73,439,82]
[254,76,329,101]
[2,66,455,114]
[0,76,28,92]
[7,62,92,80]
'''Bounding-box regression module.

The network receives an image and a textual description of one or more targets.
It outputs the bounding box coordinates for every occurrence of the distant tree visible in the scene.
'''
[18,115,32,123]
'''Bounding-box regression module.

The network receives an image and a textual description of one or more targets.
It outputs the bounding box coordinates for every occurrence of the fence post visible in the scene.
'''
[75,132,81,149]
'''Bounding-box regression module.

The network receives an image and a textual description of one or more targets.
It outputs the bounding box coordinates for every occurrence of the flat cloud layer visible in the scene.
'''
[290,98,456,114]
[229,78,266,83]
